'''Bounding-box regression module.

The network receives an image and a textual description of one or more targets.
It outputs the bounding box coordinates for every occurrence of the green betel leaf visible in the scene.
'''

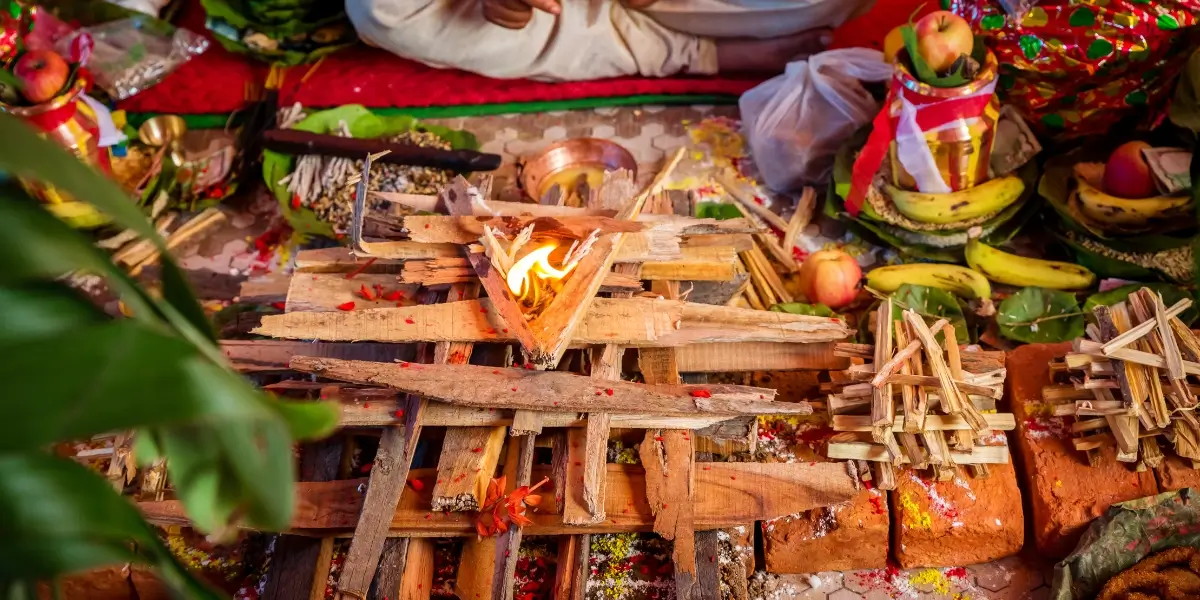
[1084,283,1199,326]
[0,453,221,599]
[769,302,838,318]
[889,284,971,344]
[695,202,743,220]
[997,287,1086,343]
[0,117,216,345]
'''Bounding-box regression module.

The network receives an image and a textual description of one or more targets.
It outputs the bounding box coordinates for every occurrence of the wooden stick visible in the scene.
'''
[872,300,895,429]
[832,414,1015,432]
[827,442,1008,464]
[882,374,1002,400]
[335,285,475,600]
[905,321,928,433]
[903,312,962,420]
[781,188,816,262]
[871,340,923,388]
[289,357,805,417]
[1154,292,1186,381]
[140,463,858,534]
[1100,297,1191,355]
[641,430,696,596]
[492,435,536,600]
[256,298,850,347]
[897,433,928,469]
[430,426,507,511]
[718,174,790,232]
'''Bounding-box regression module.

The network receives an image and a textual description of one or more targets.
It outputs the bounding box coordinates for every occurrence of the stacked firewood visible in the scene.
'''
[823,299,1015,489]
[1043,288,1200,468]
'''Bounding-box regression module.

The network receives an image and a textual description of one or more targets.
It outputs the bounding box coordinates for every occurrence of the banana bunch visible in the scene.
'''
[1075,176,1191,227]
[867,263,995,316]
[886,175,1025,225]
[866,264,991,300]
[965,230,1095,290]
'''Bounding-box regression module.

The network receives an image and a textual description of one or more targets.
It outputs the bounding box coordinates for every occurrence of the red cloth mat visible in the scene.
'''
[118,0,925,115]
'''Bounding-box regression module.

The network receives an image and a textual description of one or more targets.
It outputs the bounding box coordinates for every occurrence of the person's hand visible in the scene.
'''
[483,0,560,29]
[621,0,658,8]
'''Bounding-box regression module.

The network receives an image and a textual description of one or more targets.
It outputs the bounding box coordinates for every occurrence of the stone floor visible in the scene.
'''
[179,105,1058,600]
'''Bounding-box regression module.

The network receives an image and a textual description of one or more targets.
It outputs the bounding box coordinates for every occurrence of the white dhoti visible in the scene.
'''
[346,0,874,81]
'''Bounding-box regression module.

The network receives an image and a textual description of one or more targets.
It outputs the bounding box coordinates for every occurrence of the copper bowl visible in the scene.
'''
[520,138,637,201]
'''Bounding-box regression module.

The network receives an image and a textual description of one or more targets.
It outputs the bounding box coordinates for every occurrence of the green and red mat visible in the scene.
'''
[117,0,924,123]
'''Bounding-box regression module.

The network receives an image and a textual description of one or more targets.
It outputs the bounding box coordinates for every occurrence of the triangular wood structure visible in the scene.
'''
[447,149,684,368]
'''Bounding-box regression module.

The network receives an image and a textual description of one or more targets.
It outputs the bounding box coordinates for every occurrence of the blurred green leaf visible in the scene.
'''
[0,453,221,599]
[1170,50,1200,134]
[695,202,743,220]
[998,287,1085,343]
[0,115,216,344]
[769,302,837,318]
[0,115,339,573]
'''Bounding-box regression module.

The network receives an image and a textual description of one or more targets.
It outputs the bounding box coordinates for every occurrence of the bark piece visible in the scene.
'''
[290,357,801,417]
[141,463,859,535]
[640,430,696,597]
[431,426,507,512]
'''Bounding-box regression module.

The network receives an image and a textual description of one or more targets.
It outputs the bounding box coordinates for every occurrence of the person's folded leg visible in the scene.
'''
[346,0,717,81]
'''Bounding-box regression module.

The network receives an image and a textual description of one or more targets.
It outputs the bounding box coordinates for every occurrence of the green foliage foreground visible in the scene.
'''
[0,113,339,598]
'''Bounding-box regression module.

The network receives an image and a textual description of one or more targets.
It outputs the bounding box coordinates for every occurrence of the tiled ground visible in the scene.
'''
[750,556,1053,600]
[180,105,1057,599]
[420,104,740,202]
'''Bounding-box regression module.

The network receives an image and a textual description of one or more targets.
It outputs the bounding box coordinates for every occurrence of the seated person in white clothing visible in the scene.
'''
[346,0,875,81]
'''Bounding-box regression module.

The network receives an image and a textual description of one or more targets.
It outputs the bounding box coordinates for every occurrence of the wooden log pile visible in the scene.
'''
[1042,288,1200,469]
[130,160,865,600]
[822,300,1015,487]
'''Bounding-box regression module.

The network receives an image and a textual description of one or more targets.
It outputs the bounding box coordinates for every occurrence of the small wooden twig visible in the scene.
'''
[1100,297,1190,355]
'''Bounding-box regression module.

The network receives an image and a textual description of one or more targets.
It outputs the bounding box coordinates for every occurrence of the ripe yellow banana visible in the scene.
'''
[866,263,992,300]
[886,175,1025,224]
[965,229,1095,290]
[1075,175,1192,227]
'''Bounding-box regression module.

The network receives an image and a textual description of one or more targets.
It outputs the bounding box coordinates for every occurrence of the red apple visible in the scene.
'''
[797,249,862,309]
[13,50,69,104]
[914,10,974,73]
[1103,141,1158,199]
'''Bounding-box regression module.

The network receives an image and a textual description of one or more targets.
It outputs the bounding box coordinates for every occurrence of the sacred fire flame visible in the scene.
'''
[505,244,574,309]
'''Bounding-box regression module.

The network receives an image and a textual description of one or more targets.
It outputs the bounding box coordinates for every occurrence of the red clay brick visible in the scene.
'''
[763,486,890,573]
[891,462,1023,568]
[759,419,889,573]
[1008,343,1158,558]
[1155,455,1200,492]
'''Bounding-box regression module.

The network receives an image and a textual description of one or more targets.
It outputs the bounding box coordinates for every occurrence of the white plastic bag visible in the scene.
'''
[739,48,893,192]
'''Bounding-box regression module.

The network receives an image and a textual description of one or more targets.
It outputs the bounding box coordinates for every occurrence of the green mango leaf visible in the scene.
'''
[997,287,1086,343]
[769,302,838,318]
[889,284,971,345]
[1085,283,1199,326]
[0,116,216,345]
[0,305,337,452]
[0,278,337,533]
[0,453,221,599]
[695,202,744,220]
